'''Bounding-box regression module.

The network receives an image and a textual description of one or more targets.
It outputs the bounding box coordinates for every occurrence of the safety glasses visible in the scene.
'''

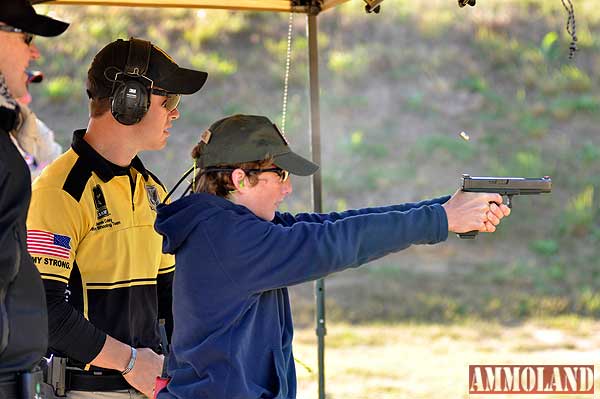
[151,88,181,112]
[246,167,290,183]
[203,167,290,183]
[0,25,34,45]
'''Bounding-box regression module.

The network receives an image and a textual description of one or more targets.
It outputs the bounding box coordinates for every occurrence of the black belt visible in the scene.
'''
[66,371,130,392]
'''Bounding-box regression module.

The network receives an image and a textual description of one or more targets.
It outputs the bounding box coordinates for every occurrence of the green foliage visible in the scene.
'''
[474,27,522,68]
[86,14,130,41]
[415,294,465,321]
[490,149,551,177]
[323,162,403,200]
[328,47,370,78]
[514,151,544,175]
[549,95,600,120]
[412,135,475,162]
[559,65,593,93]
[578,142,600,163]
[529,239,559,257]
[323,92,369,112]
[42,76,81,101]
[417,8,456,39]
[540,31,560,61]
[350,131,363,146]
[577,289,600,315]
[457,76,488,94]
[562,186,597,236]
[544,263,566,282]
[541,65,593,95]
[335,198,348,212]
[182,11,247,49]
[574,24,599,49]
[516,112,550,138]
[457,75,503,108]
[263,35,310,84]
[190,52,237,77]
[345,131,389,159]
[405,91,425,112]
[264,36,309,59]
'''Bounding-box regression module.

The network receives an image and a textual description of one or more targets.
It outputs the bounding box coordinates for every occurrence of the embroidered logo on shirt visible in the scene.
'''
[93,185,110,219]
[27,230,72,260]
[145,184,160,211]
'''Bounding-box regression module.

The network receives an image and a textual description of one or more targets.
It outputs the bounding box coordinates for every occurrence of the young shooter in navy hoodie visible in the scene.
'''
[154,114,510,399]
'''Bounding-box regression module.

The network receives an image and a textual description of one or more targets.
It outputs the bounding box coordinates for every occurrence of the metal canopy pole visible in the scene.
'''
[307,12,326,399]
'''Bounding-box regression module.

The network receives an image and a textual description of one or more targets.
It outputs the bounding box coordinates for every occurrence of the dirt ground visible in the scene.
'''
[293,318,600,399]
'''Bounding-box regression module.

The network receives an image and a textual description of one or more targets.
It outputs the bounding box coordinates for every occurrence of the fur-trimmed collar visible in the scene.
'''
[0,73,20,132]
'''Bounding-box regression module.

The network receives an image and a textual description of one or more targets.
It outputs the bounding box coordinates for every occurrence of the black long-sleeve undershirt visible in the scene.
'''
[44,279,106,363]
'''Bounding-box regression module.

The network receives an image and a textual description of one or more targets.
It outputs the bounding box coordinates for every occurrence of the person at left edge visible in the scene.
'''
[26,38,208,399]
[16,70,64,180]
[0,0,68,398]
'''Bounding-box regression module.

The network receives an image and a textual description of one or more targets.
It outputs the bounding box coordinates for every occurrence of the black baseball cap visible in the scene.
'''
[87,38,208,99]
[0,0,69,37]
[198,114,319,176]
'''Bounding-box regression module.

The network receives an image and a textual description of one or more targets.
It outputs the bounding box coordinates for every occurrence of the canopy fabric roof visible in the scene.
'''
[33,0,349,13]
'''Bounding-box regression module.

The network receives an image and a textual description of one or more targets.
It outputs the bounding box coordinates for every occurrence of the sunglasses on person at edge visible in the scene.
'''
[0,25,34,45]
[151,88,181,112]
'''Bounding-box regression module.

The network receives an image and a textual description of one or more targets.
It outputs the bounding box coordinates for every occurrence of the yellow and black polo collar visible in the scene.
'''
[70,129,150,182]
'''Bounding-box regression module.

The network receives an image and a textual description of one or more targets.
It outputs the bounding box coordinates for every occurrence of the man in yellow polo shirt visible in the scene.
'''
[27,38,207,399]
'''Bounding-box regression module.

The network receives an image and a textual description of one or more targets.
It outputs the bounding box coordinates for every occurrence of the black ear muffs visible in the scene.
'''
[111,78,149,125]
[110,38,153,126]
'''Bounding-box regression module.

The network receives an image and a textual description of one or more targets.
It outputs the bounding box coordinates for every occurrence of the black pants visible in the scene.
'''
[0,369,53,399]
[0,374,19,399]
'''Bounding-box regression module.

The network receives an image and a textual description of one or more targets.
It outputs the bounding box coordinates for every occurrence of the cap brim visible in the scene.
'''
[274,151,319,176]
[158,67,208,95]
[12,14,69,37]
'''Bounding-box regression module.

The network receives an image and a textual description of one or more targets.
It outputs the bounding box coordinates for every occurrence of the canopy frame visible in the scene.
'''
[33,0,347,13]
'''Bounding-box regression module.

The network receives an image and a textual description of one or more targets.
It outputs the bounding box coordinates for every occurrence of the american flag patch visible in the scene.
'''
[27,230,72,260]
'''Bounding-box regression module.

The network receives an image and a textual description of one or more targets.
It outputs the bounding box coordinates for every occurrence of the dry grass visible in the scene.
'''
[293,317,600,399]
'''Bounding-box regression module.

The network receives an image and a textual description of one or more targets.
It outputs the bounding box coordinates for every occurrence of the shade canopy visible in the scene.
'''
[32,0,349,13]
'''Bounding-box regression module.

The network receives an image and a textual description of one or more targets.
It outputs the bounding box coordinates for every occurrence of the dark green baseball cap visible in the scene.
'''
[197,114,319,176]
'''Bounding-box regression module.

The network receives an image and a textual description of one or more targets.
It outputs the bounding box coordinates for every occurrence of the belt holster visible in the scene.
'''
[42,357,67,397]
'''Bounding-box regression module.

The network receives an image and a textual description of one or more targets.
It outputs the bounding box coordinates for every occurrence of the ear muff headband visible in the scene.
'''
[125,38,151,76]
[110,38,153,126]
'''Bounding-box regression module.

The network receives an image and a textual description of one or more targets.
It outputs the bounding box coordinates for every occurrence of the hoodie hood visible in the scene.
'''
[155,193,251,254]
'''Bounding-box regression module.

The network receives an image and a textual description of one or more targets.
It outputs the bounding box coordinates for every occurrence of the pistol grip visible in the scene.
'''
[458,230,478,239]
